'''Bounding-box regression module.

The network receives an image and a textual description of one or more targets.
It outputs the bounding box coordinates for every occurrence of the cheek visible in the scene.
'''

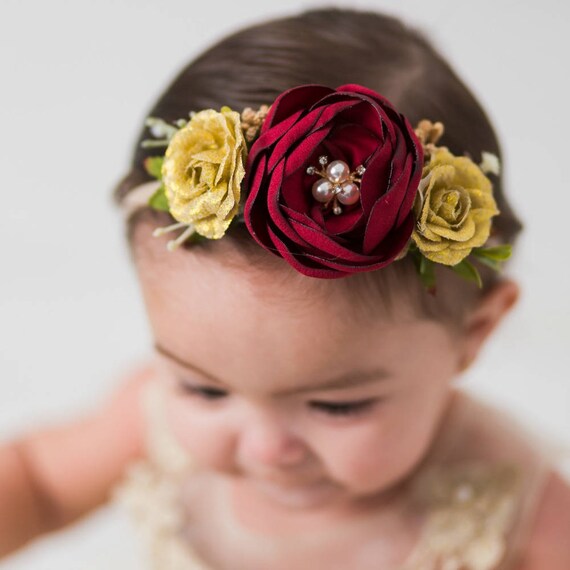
[164,393,238,473]
[321,396,448,492]
[317,424,411,492]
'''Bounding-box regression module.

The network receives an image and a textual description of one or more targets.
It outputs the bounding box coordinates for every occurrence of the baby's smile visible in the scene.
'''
[251,478,339,508]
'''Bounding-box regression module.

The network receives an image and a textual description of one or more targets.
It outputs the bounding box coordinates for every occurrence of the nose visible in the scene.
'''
[236,409,308,470]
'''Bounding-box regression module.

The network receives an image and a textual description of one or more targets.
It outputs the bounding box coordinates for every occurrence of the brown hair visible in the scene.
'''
[112,7,522,328]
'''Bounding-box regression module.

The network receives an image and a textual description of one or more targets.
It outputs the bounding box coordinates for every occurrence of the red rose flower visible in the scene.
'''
[242,83,424,279]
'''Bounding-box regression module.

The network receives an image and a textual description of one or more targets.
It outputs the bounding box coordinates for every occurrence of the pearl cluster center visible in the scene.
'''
[306,156,366,215]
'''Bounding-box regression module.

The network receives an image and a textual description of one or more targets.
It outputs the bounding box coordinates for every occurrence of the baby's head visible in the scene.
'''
[113,8,522,511]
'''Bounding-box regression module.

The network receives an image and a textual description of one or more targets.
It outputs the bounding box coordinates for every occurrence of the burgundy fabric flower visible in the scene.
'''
[243,83,424,279]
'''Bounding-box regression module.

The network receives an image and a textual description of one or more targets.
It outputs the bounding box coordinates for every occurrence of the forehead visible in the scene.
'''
[132,226,446,389]
[137,242,359,360]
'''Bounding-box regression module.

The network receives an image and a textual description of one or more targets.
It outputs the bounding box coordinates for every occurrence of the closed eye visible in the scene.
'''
[177,382,378,418]
[178,384,227,399]
[308,398,378,417]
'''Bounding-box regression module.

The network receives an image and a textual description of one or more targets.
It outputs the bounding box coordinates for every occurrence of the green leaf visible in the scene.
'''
[143,156,164,180]
[147,185,169,212]
[232,212,245,225]
[418,255,436,291]
[472,245,512,262]
[473,256,502,271]
[452,258,483,288]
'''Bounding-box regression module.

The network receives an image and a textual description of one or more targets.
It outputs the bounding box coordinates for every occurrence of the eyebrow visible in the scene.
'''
[154,342,390,396]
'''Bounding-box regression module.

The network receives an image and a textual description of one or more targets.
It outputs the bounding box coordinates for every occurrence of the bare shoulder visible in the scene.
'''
[97,360,157,464]
[20,359,158,529]
[517,469,570,570]
[446,393,570,568]
[99,358,159,453]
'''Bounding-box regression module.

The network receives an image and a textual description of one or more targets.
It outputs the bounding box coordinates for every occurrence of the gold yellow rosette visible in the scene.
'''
[411,147,500,266]
[159,106,247,246]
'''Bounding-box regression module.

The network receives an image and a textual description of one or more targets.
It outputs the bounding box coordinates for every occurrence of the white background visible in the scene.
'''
[1,0,569,568]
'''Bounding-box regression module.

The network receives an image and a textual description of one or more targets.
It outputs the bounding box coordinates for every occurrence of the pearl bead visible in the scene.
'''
[312,178,334,202]
[326,160,351,183]
[337,182,360,205]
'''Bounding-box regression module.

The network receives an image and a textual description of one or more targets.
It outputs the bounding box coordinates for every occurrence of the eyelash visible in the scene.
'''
[176,383,377,418]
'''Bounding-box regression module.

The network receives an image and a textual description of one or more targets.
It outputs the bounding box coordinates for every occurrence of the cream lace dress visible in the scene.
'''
[111,379,561,570]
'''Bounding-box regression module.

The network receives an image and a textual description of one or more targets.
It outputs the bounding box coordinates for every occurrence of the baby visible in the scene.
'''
[1,7,569,570]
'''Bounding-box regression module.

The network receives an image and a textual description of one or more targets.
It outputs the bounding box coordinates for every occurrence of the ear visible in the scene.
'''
[458,279,520,372]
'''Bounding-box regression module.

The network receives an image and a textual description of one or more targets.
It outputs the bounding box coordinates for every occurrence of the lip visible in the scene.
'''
[252,478,340,508]
[246,471,325,487]
[260,478,324,489]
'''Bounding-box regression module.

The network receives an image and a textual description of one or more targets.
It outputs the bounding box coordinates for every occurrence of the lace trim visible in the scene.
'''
[402,463,522,570]
[112,460,208,569]
[113,458,524,570]
[111,377,208,569]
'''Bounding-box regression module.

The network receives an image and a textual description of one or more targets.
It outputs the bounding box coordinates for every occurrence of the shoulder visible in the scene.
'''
[438,392,570,568]
[99,359,158,460]
[517,469,570,570]
[8,360,158,534]
[447,390,548,466]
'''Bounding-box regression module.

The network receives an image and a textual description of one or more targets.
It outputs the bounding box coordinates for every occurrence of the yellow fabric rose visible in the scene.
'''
[411,147,499,266]
[161,106,247,239]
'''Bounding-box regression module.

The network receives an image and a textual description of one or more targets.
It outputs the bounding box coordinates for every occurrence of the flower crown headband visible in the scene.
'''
[124,83,511,290]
